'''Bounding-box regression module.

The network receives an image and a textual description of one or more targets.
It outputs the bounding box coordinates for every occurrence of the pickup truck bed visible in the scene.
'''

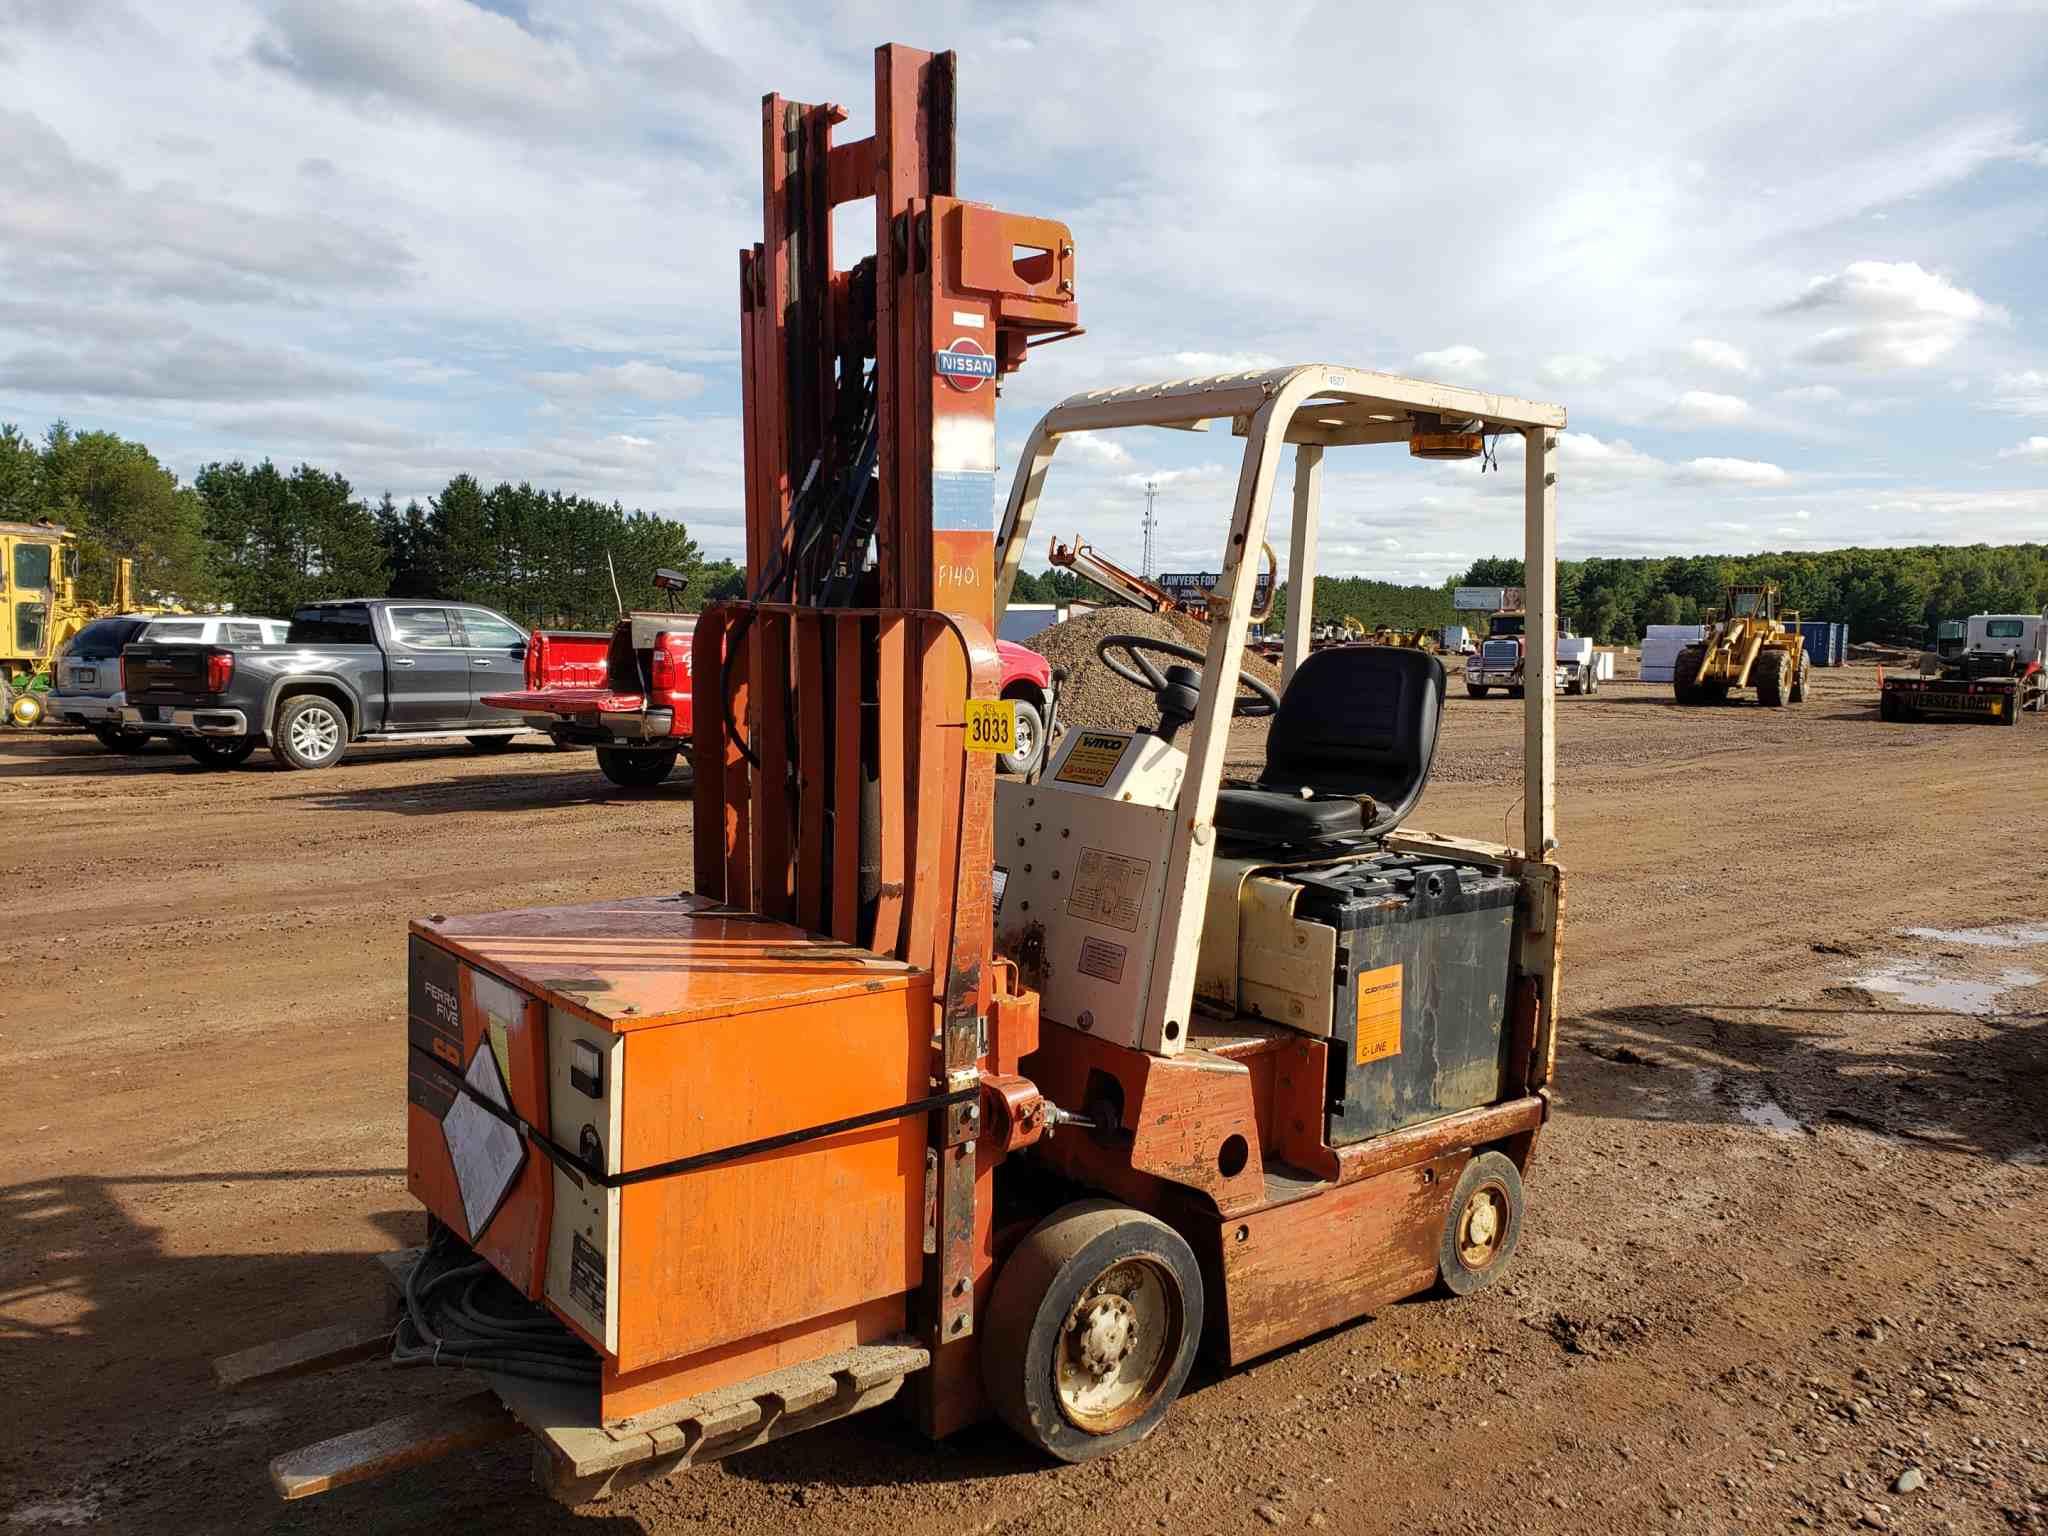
[484,617,1058,786]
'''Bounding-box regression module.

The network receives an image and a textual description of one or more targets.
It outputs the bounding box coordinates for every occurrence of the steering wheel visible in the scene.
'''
[1095,635,1280,719]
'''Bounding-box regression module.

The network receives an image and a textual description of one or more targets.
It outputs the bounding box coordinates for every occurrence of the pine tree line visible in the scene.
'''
[1,420,733,629]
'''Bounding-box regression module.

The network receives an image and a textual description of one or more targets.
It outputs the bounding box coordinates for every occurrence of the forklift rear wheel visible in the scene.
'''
[983,1200,1203,1464]
[1438,1151,1524,1297]
[597,746,678,788]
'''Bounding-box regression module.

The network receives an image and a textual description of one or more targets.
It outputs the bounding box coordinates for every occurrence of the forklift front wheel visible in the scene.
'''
[983,1200,1203,1464]
[1438,1151,1524,1297]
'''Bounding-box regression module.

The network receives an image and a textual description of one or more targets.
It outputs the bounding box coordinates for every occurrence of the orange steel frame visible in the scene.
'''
[717,44,1078,1435]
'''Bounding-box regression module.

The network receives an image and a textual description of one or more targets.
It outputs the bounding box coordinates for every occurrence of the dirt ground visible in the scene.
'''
[3,664,2044,1536]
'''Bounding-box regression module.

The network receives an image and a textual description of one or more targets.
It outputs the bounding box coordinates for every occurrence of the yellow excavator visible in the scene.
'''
[1671,582,1809,707]
[1,521,147,727]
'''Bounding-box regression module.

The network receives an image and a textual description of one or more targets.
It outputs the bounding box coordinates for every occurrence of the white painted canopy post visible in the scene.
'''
[1283,445,1322,686]
[1522,426,1557,858]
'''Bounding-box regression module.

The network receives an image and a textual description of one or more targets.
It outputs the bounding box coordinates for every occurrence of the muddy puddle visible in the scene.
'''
[1845,920,2047,1015]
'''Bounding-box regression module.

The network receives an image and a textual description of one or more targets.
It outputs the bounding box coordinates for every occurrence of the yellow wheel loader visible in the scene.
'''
[1671,582,1809,707]
[0,521,148,727]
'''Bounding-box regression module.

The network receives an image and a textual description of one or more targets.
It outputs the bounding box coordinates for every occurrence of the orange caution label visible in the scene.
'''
[1354,963,1403,1065]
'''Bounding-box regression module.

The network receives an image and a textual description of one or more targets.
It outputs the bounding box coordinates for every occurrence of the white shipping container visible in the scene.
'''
[1643,624,1708,640]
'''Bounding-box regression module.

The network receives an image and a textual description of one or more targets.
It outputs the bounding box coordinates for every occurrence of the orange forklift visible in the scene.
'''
[227,43,1569,1502]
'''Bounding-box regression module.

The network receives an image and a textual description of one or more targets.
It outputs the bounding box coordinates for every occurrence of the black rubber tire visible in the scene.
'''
[90,723,155,754]
[597,746,678,788]
[996,696,1046,777]
[1788,654,1810,704]
[1438,1151,1525,1297]
[1879,690,1901,722]
[1506,685,1526,699]
[1465,683,1490,698]
[179,735,258,769]
[268,694,350,770]
[982,1200,1203,1464]
[1564,677,1583,696]
[1672,646,1707,705]
[1755,649,1792,707]
[466,734,518,753]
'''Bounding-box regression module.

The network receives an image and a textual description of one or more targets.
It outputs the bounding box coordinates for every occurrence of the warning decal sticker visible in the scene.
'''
[1354,963,1404,1065]
[406,935,463,1113]
[1067,847,1150,933]
[569,1231,607,1321]
[1054,731,1130,787]
[1076,935,1128,984]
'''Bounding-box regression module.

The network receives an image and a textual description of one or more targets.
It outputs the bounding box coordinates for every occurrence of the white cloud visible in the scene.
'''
[521,361,706,403]
[1413,345,1486,379]
[1541,355,1606,385]
[1780,260,2000,369]
[1670,389,1752,427]
[1684,338,1751,374]
[1778,384,1842,404]
[1989,370,2048,417]
[1997,436,2048,463]
[249,0,598,130]
[1683,457,1789,484]
[1060,431,1133,467]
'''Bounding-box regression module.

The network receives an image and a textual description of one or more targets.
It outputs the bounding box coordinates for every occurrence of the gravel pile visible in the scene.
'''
[1026,607,1283,735]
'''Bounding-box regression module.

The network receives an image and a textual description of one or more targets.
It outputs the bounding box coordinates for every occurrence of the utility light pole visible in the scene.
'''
[1141,477,1158,580]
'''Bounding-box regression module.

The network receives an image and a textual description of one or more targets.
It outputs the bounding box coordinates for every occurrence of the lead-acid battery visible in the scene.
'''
[1277,855,1518,1145]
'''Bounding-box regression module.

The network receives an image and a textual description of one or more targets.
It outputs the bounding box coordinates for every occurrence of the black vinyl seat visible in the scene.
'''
[1214,646,1446,849]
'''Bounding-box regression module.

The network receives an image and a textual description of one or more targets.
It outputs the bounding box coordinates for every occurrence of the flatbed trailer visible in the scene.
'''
[1881,611,2048,724]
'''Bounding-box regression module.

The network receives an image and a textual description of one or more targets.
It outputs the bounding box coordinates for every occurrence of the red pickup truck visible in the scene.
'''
[484,614,1054,787]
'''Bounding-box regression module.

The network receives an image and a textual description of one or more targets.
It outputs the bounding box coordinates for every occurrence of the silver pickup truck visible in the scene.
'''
[119,599,539,769]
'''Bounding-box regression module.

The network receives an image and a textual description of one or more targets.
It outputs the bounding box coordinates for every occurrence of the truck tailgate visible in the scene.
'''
[123,645,213,697]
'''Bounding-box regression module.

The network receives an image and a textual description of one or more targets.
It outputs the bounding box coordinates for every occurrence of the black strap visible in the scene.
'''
[412,1045,974,1192]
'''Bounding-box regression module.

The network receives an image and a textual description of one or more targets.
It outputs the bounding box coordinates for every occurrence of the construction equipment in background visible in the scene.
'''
[0,522,147,727]
[1882,611,2047,725]
[231,42,1566,1505]
[1465,608,1598,697]
[1671,582,1808,707]
[1365,624,1439,652]
[1049,534,1279,625]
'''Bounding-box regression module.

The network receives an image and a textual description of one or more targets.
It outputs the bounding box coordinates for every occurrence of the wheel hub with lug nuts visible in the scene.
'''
[1053,1258,1177,1434]
[1459,1185,1506,1268]
[1074,1293,1136,1377]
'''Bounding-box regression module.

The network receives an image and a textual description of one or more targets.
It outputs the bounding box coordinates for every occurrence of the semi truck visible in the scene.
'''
[1464,609,1598,696]
[1881,611,2047,725]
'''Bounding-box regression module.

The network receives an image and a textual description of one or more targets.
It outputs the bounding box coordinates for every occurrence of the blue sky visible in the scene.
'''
[2,1,2046,583]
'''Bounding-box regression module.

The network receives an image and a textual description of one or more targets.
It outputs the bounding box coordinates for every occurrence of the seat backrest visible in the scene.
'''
[1259,646,1446,833]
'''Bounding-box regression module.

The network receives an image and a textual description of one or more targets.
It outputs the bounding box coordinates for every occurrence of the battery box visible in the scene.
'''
[1275,855,1518,1145]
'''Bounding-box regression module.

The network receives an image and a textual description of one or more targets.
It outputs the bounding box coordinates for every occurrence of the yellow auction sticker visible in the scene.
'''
[963,698,1018,754]
[1354,963,1403,1065]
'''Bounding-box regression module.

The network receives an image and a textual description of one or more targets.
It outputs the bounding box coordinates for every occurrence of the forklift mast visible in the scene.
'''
[700,43,1080,1433]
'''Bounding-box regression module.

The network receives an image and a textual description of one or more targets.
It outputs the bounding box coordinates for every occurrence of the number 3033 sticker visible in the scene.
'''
[963,699,1018,754]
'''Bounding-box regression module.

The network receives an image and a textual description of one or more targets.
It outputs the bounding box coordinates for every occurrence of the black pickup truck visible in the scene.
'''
[119,599,541,770]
